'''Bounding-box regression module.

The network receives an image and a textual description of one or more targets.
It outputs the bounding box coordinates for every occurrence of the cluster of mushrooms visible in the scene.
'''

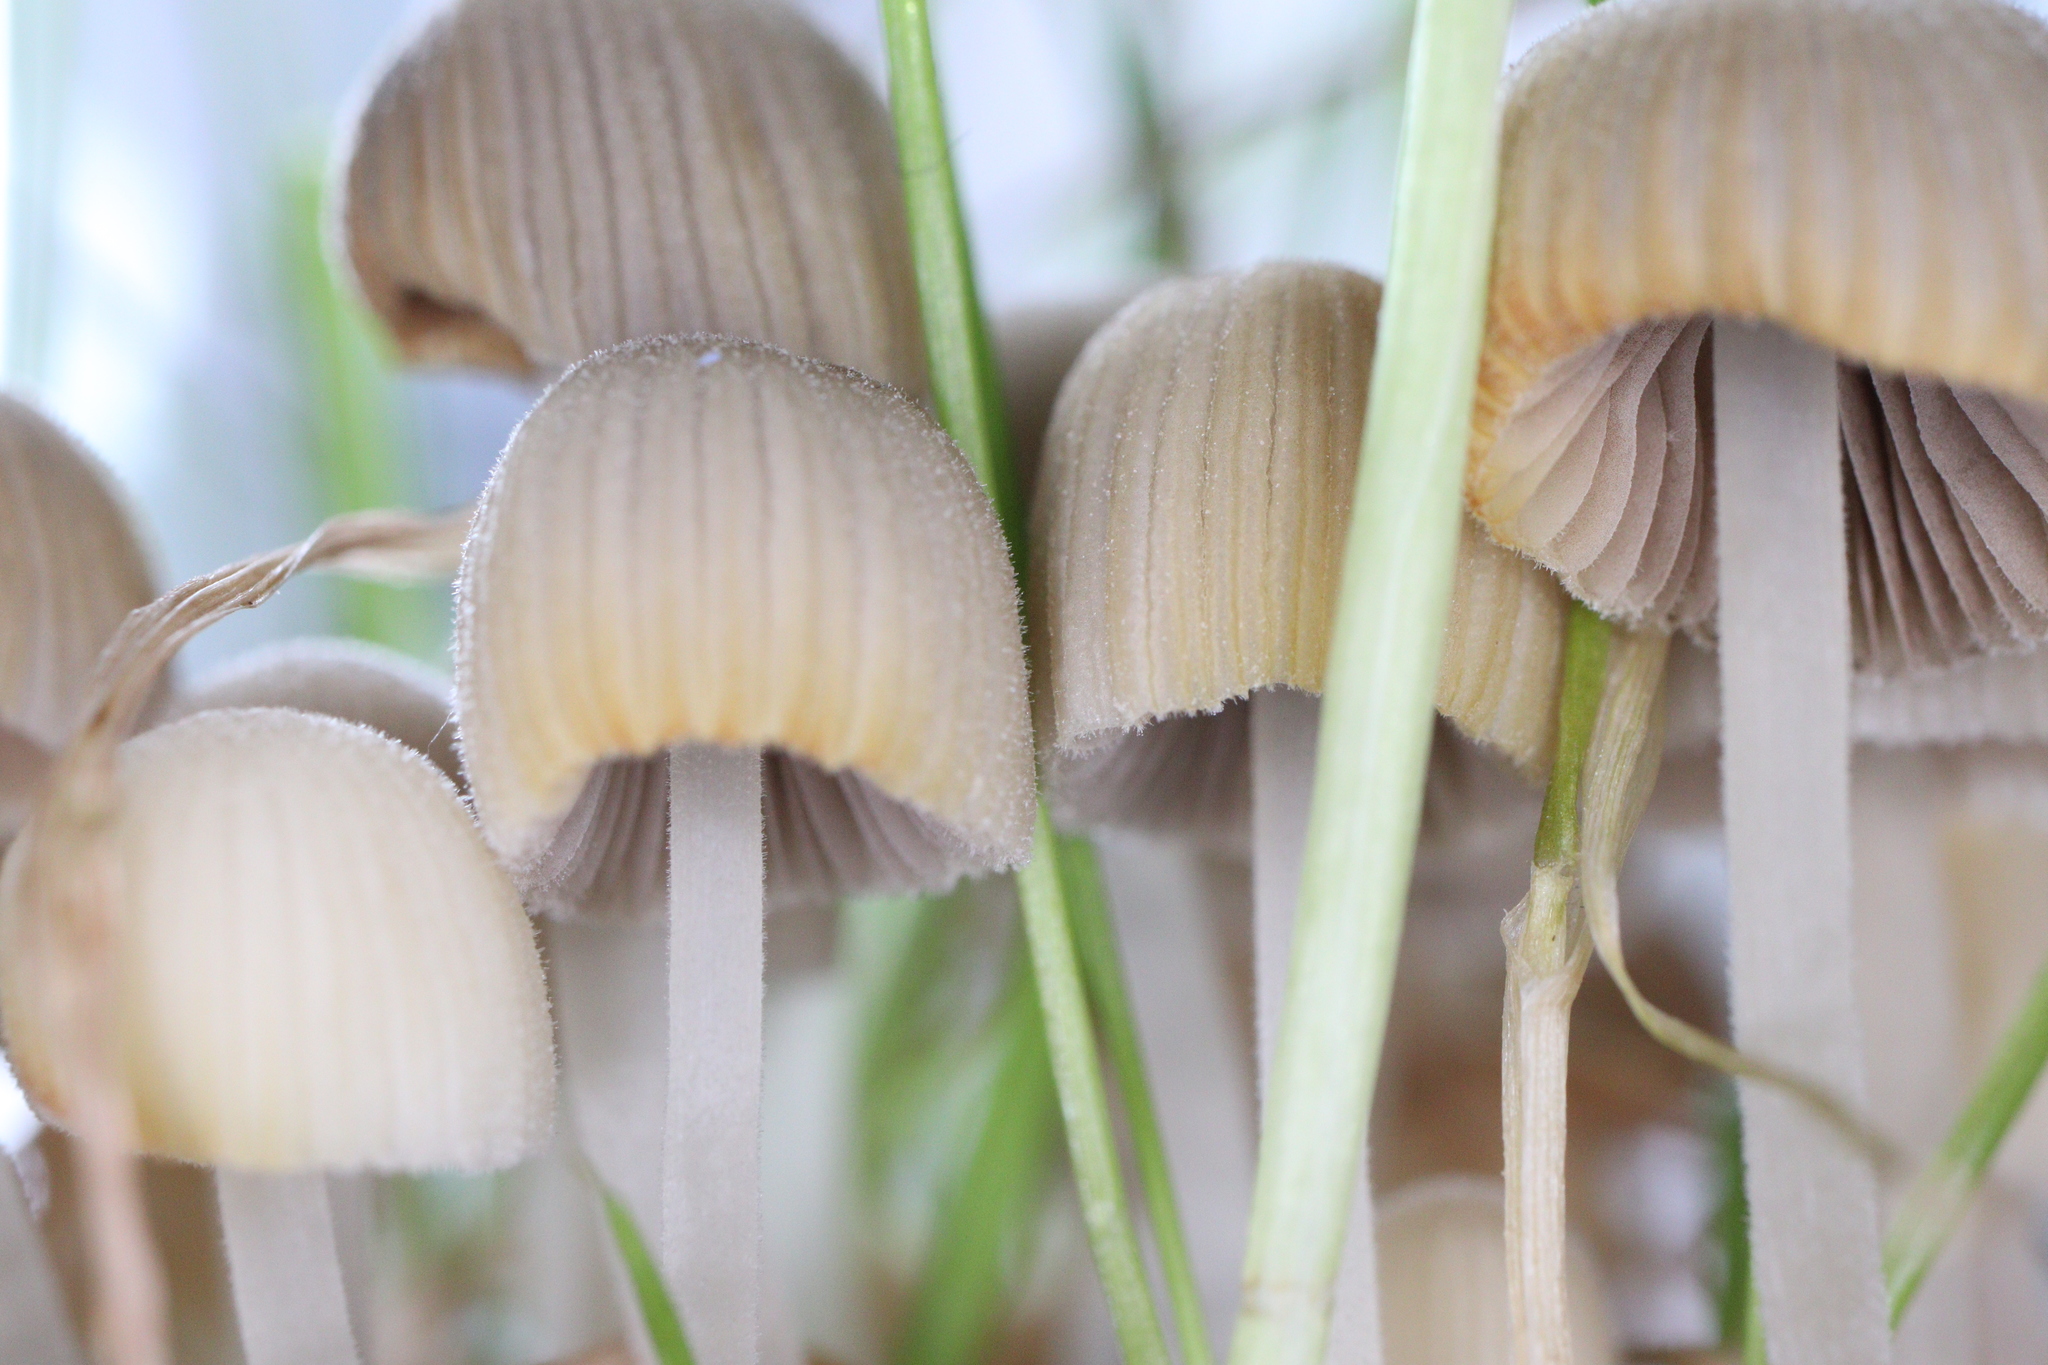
[5,0,2048,1360]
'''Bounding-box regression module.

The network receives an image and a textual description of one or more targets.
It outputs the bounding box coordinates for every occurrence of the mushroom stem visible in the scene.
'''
[1712,320,1890,1365]
[547,914,668,1340]
[1501,602,1607,1365]
[1,1145,82,1363]
[1248,689,1384,1365]
[214,1170,360,1365]
[662,743,765,1365]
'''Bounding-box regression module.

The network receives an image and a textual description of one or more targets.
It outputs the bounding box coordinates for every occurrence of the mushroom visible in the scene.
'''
[455,335,1034,1365]
[1468,0,2048,1356]
[1374,1177,1616,1365]
[339,0,925,393]
[165,636,460,785]
[0,707,553,1365]
[0,396,155,848]
[1031,260,1574,1358]
[0,502,475,1365]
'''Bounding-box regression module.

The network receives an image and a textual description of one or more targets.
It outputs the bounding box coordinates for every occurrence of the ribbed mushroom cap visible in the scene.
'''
[0,396,154,751]
[0,707,555,1172]
[456,335,1034,917]
[1376,1176,1617,1365]
[1471,0,2048,676]
[339,0,925,391]
[1033,262,1569,836]
[166,637,460,785]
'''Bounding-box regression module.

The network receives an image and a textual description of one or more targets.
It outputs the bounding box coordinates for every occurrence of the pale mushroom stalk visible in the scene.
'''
[881,5,1177,1362]
[214,1174,360,1365]
[662,743,766,1365]
[1714,321,1889,1365]
[1500,603,1606,1365]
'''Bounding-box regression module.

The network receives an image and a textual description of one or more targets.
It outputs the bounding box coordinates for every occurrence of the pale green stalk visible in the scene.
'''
[1884,949,2048,1323]
[596,1180,698,1365]
[1063,834,1217,1365]
[1227,0,1513,1358]
[878,4,1175,1362]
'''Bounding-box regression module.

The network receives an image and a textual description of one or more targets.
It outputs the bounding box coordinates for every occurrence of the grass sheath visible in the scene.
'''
[879,3,1181,1362]
[1884,948,2048,1322]
[1501,604,1608,1365]
[1225,0,1513,1358]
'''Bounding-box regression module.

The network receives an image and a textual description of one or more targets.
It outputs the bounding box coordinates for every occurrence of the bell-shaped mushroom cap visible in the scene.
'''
[165,636,460,785]
[0,707,555,1172]
[0,395,154,750]
[340,0,925,391]
[456,335,1034,915]
[1471,0,2048,672]
[1033,262,1569,835]
[1376,1177,1618,1365]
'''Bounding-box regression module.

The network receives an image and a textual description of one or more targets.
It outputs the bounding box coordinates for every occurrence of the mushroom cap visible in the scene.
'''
[1032,263,1568,835]
[338,0,925,393]
[1375,1176,1618,1365]
[455,335,1035,915]
[0,395,154,750]
[166,636,460,785]
[1470,0,2048,673]
[0,707,555,1172]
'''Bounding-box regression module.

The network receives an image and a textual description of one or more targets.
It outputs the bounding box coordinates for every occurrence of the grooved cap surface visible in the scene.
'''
[168,637,460,785]
[1033,263,1567,832]
[0,397,154,750]
[341,0,925,391]
[455,336,1033,909]
[1477,0,2048,455]
[0,708,555,1172]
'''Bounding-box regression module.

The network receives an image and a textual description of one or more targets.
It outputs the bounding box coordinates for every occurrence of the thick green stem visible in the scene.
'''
[1884,948,2048,1323]
[879,5,1180,1362]
[1227,0,1513,1358]
[1062,834,1217,1365]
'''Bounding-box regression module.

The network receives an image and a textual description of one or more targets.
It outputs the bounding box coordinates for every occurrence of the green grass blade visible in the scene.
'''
[595,1180,697,1365]
[880,3,1181,1362]
[1061,834,1215,1365]
[1014,810,1171,1365]
[878,0,1021,552]
[1531,603,1612,870]
[1226,0,1515,1357]
[1884,948,2048,1323]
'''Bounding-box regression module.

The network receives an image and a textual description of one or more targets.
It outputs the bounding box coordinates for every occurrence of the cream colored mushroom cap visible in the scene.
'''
[167,636,460,785]
[0,395,154,750]
[1471,0,2048,673]
[455,335,1034,911]
[1478,0,2048,448]
[1376,1176,1618,1365]
[1032,263,1567,835]
[0,707,555,1172]
[339,0,925,392]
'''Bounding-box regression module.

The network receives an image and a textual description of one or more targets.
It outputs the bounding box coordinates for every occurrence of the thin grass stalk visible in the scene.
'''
[879,3,1180,1360]
[1501,604,1608,1365]
[1226,0,1514,1358]
[1062,834,1217,1365]
[1884,948,2048,1321]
